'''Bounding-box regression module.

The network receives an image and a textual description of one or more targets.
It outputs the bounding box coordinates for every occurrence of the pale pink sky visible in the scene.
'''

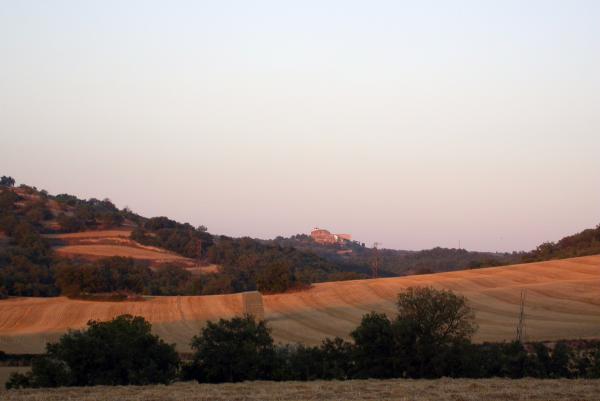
[2,1,599,251]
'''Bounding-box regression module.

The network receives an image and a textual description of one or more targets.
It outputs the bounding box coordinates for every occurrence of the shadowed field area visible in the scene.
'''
[0,255,599,353]
[1,378,600,400]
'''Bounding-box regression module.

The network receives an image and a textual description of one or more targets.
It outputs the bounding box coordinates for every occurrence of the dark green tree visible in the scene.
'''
[188,315,276,382]
[501,341,530,378]
[56,213,85,233]
[550,342,571,378]
[319,337,354,379]
[256,261,292,293]
[531,342,551,378]
[285,344,323,381]
[350,312,396,378]
[6,315,179,387]
[0,176,15,187]
[591,346,600,378]
[394,287,477,377]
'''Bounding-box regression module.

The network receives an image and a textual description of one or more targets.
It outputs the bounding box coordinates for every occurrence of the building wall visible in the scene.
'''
[311,228,351,244]
[311,229,337,244]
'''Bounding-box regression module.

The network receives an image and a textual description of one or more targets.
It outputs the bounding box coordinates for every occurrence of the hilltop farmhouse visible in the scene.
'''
[310,227,351,245]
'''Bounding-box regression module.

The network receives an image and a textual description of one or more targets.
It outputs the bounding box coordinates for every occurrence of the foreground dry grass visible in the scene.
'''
[2,379,600,401]
[1,255,599,353]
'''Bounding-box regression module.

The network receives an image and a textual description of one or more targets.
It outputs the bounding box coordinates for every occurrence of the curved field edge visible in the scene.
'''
[44,230,192,262]
[0,255,599,354]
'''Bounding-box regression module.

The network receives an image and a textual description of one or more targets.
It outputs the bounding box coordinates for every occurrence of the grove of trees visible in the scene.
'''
[0,176,15,187]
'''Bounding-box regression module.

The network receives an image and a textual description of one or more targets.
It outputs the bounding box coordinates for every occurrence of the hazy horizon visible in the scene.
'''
[2,1,599,252]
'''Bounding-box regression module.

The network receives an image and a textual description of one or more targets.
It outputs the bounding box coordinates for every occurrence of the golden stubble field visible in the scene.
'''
[41,229,219,273]
[44,230,192,263]
[0,255,599,353]
[2,378,600,401]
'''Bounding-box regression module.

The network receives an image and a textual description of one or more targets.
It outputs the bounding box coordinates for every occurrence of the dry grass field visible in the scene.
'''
[42,230,221,274]
[0,255,598,354]
[2,379,600,400]
[45,230,191,263]
[42,230,133,239]
[54,244,189,262]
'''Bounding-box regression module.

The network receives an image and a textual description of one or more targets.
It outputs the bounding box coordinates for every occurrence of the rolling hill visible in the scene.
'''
[43,229,218,272]
[3,178,600,298]
[0,182,343,296]
[1,255,598,354]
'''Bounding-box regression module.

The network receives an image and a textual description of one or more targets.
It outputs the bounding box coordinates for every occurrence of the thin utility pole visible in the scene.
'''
[371,242,381,279]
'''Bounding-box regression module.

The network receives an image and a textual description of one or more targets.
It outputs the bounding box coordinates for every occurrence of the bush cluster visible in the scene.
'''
[7,315,179,388]
[131,217,213,259]
[204,236,339,294]
[54,257,198,296]
[54,195,126,232]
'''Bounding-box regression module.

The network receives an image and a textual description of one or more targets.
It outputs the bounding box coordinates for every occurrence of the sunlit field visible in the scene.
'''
[1,255,598,354]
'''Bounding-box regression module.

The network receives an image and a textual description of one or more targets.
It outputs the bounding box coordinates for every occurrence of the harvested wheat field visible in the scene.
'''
[42,230,133,240]
[54,244,189,262]
[0,256,599,353]
[43,230,213,271]
[45,230,191,263]
[2,379,600,401]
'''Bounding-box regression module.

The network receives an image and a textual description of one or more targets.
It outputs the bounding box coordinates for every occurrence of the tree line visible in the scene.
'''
[54,257,199,297]
[523,224,600,262]
[7,287,600,389]
[0,181,351,295]
[270,234,523,276]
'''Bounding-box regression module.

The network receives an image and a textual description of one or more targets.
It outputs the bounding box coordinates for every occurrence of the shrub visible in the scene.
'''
[394,286,477,378]
[187,315,275,382]
[350,312,396,378]
[0,176,15,187]
[10,315,179,388]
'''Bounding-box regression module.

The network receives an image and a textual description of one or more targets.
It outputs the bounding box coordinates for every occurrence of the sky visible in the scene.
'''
[1,1,599,252]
